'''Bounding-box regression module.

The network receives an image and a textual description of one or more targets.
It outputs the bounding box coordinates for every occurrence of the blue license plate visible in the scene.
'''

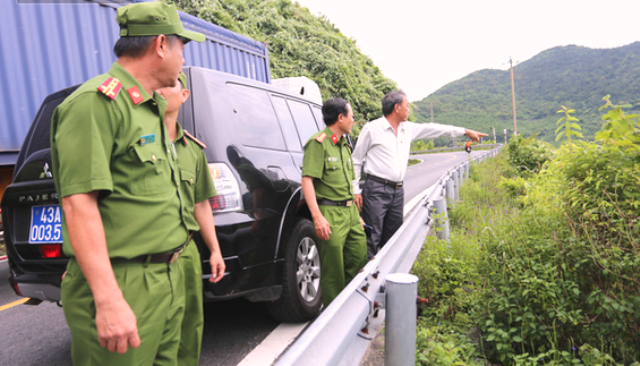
[29,205,63,244]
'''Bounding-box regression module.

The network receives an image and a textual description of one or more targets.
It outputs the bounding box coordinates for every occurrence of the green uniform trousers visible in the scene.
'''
[61,257,185,366]
[177,240,203,366]
[318,203,368,306]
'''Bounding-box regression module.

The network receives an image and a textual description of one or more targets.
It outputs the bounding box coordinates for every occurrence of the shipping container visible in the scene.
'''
[0,0,270,169]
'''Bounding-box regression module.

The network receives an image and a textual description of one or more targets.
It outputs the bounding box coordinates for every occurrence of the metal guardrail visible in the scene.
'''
[275,146,502,366]
[411,143,502,155]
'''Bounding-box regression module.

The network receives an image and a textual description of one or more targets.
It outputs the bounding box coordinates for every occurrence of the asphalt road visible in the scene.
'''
[0,261,278,366]
[404,150,480,204]
[0,150,481,366]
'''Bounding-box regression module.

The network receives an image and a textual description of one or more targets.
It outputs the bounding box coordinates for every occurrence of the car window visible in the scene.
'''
[14,86,78,171]
[288,100,319,146]
[228,84,286,151]
[272,96,302,152]
[312,106,324,131]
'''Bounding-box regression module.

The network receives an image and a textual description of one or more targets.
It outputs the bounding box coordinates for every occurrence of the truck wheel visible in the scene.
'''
[267,218,322,322]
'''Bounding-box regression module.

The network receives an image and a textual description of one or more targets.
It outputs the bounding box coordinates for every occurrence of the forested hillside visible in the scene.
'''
[173,0,640,144]
[413,43,640,144]
[173,0,397,126]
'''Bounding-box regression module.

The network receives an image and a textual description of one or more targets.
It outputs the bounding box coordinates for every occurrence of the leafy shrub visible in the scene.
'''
[416,318,483,366]
[555,105,583,143]
[496,176,528,198]
[414,136,640,364]
[413,235,483,366]
[518,98,640,363]
[506,134,555,175]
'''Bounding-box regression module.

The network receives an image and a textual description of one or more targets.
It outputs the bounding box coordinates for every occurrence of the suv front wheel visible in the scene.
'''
[267,218,322,322]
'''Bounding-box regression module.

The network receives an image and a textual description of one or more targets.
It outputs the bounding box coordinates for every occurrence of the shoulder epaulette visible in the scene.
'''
[97,77,122,100]
[184,130,207,149]
[315,132,327,143]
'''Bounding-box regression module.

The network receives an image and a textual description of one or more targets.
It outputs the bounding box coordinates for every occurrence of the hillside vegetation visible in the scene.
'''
[413,100,640,364]
[173,0,640,145]
[173,0,397,127]
[413,43,640,144]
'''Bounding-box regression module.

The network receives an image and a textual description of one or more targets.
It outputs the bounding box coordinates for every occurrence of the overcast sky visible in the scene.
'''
[294,0,640,102]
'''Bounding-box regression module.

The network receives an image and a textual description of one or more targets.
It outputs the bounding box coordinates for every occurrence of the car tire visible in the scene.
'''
[266,218,322,322]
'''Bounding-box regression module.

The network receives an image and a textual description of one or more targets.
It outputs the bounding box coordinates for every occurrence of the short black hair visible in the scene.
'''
[382,90,406,116]
[322,98,350,126]
[113,34,185,58]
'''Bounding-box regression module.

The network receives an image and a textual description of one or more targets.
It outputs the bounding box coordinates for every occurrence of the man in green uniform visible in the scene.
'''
[50,3,205,365]
[301,98,368,306]
[157,72,225,366]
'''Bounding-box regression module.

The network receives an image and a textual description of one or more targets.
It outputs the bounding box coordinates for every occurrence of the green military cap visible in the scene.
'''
[179,71,187,89]
[117,2,205,43]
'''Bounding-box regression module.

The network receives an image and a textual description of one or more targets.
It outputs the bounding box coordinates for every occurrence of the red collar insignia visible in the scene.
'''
[127,86,144,105]
[331,134,339,144]
[97,77,122,100]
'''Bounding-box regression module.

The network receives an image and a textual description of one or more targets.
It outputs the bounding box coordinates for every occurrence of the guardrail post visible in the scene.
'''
[452,170,460,200]
[433,198,449,241]
[445,179,455,208]
[385,273,419,366]
[458,166,464,187]
[464,163,469,179]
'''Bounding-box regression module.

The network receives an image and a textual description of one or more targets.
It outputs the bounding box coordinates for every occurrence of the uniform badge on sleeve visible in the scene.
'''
[315,133,327,143]
[97,77,122,100]
[127,86,144,105]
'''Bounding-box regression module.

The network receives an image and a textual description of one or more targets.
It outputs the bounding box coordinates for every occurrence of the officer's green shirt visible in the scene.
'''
[302,127,355,201]
[51,62,190,258]
[173,123,217,231]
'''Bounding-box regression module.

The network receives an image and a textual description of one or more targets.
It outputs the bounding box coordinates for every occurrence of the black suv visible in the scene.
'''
[1,67,324,322]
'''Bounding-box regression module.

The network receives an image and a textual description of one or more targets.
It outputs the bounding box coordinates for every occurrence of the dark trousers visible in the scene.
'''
[361,178,404,258]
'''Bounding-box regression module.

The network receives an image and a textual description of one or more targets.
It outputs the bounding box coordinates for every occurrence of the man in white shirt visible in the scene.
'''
[352,91,487,258]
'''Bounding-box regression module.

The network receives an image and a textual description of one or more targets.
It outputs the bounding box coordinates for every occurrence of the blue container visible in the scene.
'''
[0,0,270,166]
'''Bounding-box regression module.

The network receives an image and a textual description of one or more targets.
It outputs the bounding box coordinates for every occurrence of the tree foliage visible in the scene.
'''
[171,0,397,124]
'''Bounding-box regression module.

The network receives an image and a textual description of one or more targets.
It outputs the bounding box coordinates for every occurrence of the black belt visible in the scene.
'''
[367,174,403,188]
[318,199,353,207]
[112,234,192,265]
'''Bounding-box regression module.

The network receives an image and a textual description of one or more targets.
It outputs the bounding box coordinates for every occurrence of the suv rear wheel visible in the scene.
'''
[267,218,322,322]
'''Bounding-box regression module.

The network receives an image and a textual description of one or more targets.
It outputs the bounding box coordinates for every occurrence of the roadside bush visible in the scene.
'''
[496,176,528,198]
[519,99,640,363]
[414,141,639,364]
[506,134,554,176]
[413,234,483,365]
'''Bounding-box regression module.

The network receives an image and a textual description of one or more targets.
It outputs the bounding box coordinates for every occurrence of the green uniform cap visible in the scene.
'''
[117,2,205,43]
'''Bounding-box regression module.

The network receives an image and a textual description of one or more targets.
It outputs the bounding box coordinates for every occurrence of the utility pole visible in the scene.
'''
[510,56,518,135]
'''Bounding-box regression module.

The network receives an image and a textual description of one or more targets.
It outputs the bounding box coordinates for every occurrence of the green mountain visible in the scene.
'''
[412,43,640,144]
